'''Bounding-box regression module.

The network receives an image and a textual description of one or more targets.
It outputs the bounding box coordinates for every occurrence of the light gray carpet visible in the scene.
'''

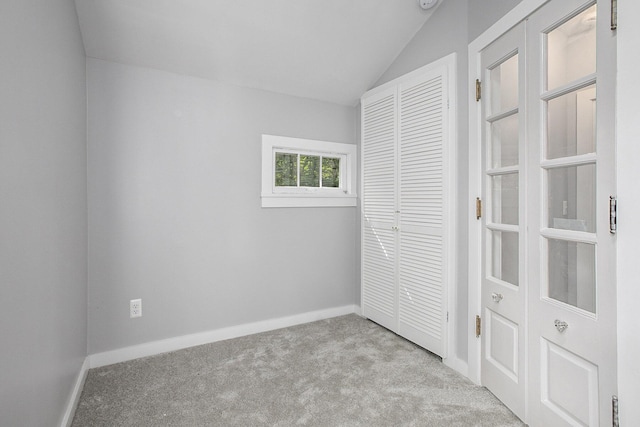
[72,314,523,426]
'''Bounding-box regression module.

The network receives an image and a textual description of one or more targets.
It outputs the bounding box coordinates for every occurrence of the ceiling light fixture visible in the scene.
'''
[419,0,438,10]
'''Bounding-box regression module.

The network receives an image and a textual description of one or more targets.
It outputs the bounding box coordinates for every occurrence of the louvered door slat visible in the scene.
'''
[362,92,395,225]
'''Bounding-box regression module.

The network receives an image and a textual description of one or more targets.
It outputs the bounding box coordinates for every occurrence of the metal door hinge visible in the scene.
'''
[475,315,482,337]
[610,196,617,234]
[475,79,482,102]
[611,0,618,31]
[612,395,619,427]
[447,311,449,322]
[476,197,482,220]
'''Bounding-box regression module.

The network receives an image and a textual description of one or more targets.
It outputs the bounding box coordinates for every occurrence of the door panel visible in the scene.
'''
[486,309,519,381]
[480,22,527,420]
[541,339,599,426]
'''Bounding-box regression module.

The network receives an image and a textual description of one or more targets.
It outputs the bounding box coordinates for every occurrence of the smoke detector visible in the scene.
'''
[419,0,437,10]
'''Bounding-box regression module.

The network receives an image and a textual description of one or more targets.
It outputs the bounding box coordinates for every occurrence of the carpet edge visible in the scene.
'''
[88,305,360,369]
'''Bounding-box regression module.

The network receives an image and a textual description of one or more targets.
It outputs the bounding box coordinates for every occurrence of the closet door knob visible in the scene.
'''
[491,293,503,303]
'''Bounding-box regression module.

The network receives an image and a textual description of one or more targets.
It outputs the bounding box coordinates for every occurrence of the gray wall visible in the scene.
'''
[468,0,524,42]
[370,0,522,363]
[0,0,88,425]
[87,59,358,354]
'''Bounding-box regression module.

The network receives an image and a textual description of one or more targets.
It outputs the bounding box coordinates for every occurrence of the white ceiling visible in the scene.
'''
[74,0,439,106]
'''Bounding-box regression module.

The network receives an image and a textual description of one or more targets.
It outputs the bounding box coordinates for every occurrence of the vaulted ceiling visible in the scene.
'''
[74,0,440,106]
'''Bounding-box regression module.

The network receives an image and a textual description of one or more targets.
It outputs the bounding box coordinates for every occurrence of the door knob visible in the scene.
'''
[491,292,503,302]
[554,319,569,333]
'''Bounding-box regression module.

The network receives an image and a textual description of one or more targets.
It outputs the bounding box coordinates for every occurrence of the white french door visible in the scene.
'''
[479,22,527,421]
[478,1,617,425]
[526,1,617,425]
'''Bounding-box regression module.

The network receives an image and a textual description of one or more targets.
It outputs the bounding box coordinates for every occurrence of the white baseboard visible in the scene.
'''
[89,304,358,369]
[60,357,89,427]
[443,356,469,378]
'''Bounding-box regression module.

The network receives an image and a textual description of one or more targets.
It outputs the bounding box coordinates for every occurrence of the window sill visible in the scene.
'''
[261,194,357,208]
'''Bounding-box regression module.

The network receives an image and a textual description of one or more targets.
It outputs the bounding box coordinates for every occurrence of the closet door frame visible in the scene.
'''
[360,53,458,368]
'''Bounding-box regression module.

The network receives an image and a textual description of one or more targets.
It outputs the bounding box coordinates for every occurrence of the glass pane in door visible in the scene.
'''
[547,85,596,160]
[547,164,596,232]
[491,114,519,168]
[547,238,596,313]
[490,54,519,114]
[546,5,597,91]
[491,230,519,286]
[492,174,519,225]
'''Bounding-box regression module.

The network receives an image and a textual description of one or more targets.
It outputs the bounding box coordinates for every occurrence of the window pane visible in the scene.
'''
[547,239,595,313]
[548,164,595,233]
[491,173,519,225]
[547,85,596,160]
[490,54,519,114]
[300,155,320,187]
[547,5,597,91]
[275,153,297,186]
[322,157,340,188]
[490,230,519,286]
[491,114,519,168]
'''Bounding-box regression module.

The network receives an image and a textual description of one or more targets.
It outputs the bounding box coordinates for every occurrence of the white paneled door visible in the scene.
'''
[526,1,617,425]
[362,56,455,359]
[479,22,527,421]
[478,1,617,425]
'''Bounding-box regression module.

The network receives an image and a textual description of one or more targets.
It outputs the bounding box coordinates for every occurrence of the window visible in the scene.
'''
[275,153,341,189]
[261,134,357,207]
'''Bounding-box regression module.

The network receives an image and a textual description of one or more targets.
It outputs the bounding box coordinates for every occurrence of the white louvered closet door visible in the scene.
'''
[361,87,397,332]
[361,57,452,359]
[397,70,448,356]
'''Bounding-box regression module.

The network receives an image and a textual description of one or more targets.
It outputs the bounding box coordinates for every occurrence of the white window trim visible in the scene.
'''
[261,134,357,208]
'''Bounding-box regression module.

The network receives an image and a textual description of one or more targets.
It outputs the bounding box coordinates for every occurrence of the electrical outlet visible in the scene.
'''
[130,299,142,318]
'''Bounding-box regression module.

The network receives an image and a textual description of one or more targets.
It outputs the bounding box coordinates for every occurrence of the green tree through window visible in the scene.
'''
[275,152,341,188]
[322,157,340,188]
[275,153,297,186]
[300,155,320,187]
